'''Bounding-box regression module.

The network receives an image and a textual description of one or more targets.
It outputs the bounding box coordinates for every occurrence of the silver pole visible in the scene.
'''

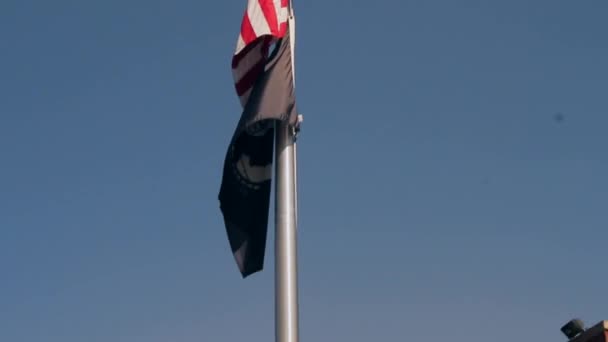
[293,140,298,229]
[274,120,299,342]
[275,4,299,341]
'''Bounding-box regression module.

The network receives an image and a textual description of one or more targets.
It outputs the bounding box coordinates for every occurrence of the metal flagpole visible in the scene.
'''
[274,121,299,342]
[275,3,299,342]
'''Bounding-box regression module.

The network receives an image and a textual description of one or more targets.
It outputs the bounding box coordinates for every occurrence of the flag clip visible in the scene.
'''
[293,114,303,140]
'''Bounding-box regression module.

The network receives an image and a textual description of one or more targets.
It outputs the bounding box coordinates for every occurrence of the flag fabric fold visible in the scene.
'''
[219,0,297,278]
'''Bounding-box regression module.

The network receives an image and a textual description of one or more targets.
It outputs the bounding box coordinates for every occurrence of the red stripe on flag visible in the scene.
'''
[240,14,257,45]
[258,0,280,36]
[234,39,270,97]
[232,36,270,69]
[279,0,289,36]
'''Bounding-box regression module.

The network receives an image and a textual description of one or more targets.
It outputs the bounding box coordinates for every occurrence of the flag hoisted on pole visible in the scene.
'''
[219,1,301,340]
[218,0,298,278]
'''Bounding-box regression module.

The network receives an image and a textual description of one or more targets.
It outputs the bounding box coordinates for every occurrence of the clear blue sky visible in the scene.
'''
[1,1,607,341]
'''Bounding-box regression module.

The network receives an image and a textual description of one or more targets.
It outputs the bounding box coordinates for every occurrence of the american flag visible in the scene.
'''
[232,0,290,107]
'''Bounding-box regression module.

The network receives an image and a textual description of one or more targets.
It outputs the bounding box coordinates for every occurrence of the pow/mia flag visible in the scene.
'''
[219,24,297,278]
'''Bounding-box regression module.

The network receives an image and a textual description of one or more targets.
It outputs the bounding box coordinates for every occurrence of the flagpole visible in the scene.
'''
[274,4,299,342]
[274,121,299,342]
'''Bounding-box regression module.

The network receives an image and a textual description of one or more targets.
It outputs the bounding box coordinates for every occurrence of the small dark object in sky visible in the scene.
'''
[561,319,586,340]
[554,112,565,123]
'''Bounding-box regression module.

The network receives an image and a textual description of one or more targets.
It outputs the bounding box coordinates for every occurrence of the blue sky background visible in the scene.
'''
[1,1,607,341]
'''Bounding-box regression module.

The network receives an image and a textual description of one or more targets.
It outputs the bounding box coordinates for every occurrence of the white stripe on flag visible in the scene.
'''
[247,0,271,37]
[236,35,246,54]
[278,4,288,23]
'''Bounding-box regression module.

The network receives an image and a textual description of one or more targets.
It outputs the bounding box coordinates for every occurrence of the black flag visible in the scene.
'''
[219,29,297,278]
